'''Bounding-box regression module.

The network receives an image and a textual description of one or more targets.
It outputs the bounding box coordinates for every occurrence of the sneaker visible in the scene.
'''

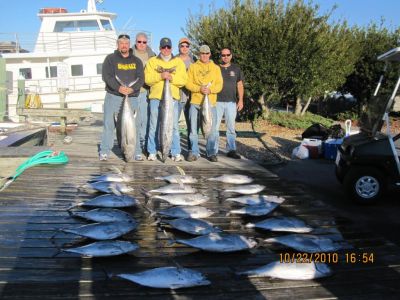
[208,155,218,162]
[227,150,241,159]
[135,155,144,161]
[172,154,183,162]
[186,152,198,162]
[99,153,108,161]
[147,153,156,161]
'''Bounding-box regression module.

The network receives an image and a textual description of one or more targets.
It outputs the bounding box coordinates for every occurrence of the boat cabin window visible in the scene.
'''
[71,65,83,76]
[100,20,113,31]
[54,20,100,32]
[19,68,32,80]
[45,66,57,78]
[96,63,103,75]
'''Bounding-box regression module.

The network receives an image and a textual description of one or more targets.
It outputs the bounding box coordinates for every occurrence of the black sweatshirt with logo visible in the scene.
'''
[102,49,144,97]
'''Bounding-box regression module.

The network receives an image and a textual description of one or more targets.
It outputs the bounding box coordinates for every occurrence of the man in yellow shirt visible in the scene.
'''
[185,45,223,162]
[144,37,187,161]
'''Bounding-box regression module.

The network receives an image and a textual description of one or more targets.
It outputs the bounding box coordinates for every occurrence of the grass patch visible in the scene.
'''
[266,111,334,129]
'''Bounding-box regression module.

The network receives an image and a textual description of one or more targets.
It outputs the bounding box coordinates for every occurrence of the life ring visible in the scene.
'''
[40,8,68,14]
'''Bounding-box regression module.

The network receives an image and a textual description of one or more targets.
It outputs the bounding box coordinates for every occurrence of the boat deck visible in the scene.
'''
[0,124,400,299]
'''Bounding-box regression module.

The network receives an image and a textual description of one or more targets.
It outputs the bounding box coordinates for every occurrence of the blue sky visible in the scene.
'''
[0,0,399,53]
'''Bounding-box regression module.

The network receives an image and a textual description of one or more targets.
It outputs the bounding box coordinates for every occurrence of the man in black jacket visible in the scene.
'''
[99,34,144,161]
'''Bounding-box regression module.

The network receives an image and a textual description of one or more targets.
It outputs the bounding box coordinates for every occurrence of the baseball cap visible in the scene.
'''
[160,37,172,48]
[179,37,191,45]
[118,34,130,40]
[199,45,211,53]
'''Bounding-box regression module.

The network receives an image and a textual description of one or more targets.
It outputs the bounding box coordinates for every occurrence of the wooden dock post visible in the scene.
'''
[58,88,67,133]
[0,56,6,121]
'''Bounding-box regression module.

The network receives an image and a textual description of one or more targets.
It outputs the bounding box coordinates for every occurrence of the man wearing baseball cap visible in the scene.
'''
[178,37,195,151]
[99,34,144,161]
[144,37,187,162]
[185,44,223,162]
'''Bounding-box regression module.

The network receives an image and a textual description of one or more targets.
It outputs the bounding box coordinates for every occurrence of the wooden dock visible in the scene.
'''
[0,124,400,299]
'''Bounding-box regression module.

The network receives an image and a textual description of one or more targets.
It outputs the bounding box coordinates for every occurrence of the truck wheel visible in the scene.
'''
[344,167,386,204]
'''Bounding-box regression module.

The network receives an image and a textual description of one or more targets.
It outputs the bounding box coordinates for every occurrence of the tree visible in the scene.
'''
[341,24,400,103]
[185,0,359,118]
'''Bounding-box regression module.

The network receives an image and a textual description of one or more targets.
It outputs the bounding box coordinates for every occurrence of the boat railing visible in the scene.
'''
[34,32,117,53]
[9,75,105,95]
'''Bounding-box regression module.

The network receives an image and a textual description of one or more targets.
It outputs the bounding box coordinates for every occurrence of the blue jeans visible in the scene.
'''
[137,91,149,151]
[215,101,237,154]
[189,104,217,157]
[147,99,181,156]
[100,92,141,156]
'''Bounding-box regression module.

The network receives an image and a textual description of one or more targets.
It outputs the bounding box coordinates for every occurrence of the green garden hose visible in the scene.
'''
[0,150,69,191]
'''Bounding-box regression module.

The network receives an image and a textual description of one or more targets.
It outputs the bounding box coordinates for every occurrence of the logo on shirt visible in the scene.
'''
[117,63,136,70]
[229,71,236,77]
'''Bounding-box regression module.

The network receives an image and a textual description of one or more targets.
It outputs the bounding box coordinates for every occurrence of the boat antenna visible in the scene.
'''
[87,0,102,13]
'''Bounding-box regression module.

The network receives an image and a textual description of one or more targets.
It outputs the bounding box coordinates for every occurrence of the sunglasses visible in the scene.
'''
[180,44,189,48]
[136,40,147,44]
[161,45,172,49]
[200,52,210,55]
[221,54,231,57]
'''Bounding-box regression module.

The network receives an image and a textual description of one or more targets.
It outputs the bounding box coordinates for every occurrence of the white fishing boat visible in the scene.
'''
[1,0,150,122]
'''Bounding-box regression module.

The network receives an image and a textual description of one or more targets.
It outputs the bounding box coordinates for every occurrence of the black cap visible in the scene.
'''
[160,37,172,48]
[118,34,130,40]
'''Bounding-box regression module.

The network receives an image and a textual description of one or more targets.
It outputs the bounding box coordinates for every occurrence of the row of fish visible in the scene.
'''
[58,172,143,257]
[112,260,332,289]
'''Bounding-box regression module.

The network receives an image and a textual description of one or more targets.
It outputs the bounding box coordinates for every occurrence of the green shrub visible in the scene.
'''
[335,109,359,122]
[267,111,334,129]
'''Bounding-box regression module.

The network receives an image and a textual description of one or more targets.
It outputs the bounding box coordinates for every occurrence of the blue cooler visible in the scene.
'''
[324,138,343,160]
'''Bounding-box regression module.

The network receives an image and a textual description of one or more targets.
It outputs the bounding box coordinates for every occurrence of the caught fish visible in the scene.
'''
[228,202,279,217]
[62,240,139,257]
[148,184,197,194]
[116,76,139,162]
[201,83,213,138]
[153,193,209,206]
[68,194,139,210]
[116,266,211,289]
[68,208,135,223]
[226,194,285,205]
[208,174,254,184]
[223,184,265,195]
[265,234,350,253]
[236,261,332,280]
[159,68,175,162]
[155,174,198,184]
[60,221,137,240]
[83,181,133,195]
[88,170,133,183]
[174,233,257,252]
[156,206,214,219]
[161,218,222,235]
[245,217,313,233]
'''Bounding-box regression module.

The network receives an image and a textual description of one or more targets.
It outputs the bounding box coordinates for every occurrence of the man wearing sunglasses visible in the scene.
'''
[215,47,244,159]
[144,37,187,162]
[133,32,156,160]
[178,37,195,151]
[99,34,144,161]
[185,45,223,162]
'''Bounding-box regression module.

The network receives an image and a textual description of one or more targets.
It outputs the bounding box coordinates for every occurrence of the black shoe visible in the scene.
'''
[227,150,241,159]
[186,152,198,162]
[208,155,218,162]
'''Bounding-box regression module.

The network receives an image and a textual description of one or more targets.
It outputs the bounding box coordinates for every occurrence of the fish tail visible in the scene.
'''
[66,204,78,211]
[175,165,186,175]
[140,186,152,199]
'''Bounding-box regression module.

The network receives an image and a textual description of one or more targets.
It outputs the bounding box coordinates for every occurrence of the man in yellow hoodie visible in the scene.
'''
[144,37,187,161]
[185,45,223,162]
